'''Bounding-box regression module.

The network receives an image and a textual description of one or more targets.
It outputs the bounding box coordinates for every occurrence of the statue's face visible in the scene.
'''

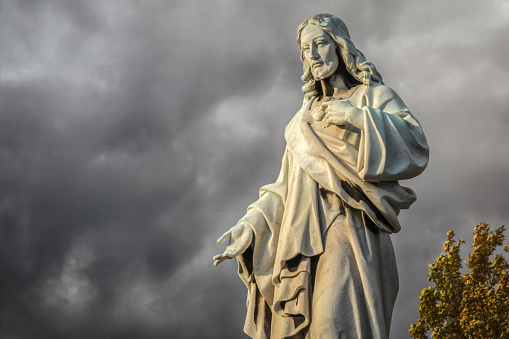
[300,24,339,80]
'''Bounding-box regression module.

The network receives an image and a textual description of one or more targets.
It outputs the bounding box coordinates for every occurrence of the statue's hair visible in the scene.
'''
[297,13,383,101]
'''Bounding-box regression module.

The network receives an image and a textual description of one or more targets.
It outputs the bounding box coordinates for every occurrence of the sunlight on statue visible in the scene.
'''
[213,13,429,338]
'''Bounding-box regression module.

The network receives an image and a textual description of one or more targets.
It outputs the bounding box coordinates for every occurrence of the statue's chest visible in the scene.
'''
[302,98,361,149]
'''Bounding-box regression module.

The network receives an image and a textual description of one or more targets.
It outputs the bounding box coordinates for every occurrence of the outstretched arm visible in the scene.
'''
[213,148,290,267]
[213,223,253,266]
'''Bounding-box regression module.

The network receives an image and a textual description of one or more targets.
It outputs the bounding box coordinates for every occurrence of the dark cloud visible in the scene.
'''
[0,0,508,338]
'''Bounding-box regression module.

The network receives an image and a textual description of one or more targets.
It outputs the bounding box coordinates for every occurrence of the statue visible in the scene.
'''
[213,13,429,339]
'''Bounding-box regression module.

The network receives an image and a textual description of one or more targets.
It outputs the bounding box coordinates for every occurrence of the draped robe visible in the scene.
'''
[235,84,429,338]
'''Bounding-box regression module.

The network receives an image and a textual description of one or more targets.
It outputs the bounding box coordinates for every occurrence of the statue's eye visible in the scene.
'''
[316,41,326,47]
[302,46,310,51]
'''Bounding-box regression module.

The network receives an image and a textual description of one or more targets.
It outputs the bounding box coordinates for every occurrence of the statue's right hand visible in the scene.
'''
[213,223,254,267]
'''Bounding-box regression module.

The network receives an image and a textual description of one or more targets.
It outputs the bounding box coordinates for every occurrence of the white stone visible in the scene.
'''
[214,13,429,339]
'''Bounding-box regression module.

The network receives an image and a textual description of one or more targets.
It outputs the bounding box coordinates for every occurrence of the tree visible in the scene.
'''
[410,223,509,338]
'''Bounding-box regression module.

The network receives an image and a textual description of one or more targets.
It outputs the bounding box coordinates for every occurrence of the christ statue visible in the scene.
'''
[214,13,429,339]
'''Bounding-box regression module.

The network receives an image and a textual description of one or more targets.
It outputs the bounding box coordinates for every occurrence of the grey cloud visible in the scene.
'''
[0,0,508,338]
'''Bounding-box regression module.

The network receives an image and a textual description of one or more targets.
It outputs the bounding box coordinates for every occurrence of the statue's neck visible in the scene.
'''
[319,73,351,98]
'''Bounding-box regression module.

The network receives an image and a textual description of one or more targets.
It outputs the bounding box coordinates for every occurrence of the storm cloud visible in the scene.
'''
[0,0,508,338]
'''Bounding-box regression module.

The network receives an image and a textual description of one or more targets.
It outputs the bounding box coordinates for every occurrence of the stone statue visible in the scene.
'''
[213,13,429,339]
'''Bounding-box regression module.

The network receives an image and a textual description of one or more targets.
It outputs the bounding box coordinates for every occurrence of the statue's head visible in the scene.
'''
[297,13,383,100]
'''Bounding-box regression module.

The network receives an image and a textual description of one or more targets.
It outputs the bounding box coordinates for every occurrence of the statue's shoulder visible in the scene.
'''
[365,83,399,98]
[365,83,405,107]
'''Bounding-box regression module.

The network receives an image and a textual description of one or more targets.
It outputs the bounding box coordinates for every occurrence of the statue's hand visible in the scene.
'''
[322,99,361,126]
[213,223,254,266]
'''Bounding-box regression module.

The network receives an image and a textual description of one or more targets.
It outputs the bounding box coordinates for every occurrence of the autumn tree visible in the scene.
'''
[410,223,509,338]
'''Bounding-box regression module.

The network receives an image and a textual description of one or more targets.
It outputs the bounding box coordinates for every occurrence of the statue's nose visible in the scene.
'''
[310,46,320,60]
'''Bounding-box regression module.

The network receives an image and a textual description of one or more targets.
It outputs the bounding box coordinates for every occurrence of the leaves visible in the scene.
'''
[410,223,509,338]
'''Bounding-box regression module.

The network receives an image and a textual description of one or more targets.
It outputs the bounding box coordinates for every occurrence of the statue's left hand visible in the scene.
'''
[322,99,361,127]
[213,223,254,266]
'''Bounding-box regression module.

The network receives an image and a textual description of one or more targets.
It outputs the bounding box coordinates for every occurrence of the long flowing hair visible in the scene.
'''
[297,14,383,101]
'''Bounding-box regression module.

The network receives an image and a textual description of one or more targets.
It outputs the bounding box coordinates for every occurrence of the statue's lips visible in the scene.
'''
[312,62,324,68]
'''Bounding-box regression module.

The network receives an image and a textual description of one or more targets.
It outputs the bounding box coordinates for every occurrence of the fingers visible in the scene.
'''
[213,254,229,266]
[321,99,351,110]
[322,101,336,114]
[325,115,344,126]
[213,243,243,266]
[213,252,233,266]
[217,231,231,243]
[214,257,227,266]
[214,225,253,267]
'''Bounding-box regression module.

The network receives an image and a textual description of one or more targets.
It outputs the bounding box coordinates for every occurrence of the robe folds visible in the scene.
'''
[236,84,429,338]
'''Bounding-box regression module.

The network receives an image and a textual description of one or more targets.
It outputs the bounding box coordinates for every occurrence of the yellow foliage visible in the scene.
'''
[410,223,509,338]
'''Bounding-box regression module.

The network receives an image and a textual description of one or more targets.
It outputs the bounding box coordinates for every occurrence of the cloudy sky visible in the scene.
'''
[0,0,508,338]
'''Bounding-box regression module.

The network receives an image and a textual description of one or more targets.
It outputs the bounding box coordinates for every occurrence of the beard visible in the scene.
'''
[312,60,339,80]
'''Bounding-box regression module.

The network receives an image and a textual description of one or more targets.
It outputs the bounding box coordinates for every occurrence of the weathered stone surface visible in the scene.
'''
[214,13,429,339]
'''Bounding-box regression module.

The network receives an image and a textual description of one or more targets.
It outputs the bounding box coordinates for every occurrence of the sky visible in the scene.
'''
[0,0,508,338]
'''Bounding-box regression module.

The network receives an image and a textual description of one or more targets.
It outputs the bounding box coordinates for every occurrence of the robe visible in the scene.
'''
[235,83,429,338]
